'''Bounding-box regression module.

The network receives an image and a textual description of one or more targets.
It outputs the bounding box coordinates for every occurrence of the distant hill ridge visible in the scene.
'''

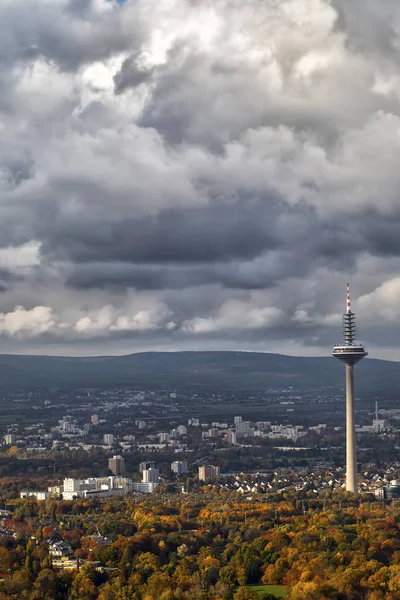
[0,351,397,391]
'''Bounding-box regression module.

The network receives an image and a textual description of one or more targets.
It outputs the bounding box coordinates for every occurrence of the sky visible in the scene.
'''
[0,0,400,359]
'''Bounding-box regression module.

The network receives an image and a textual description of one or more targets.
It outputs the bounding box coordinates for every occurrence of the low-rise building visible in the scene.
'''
[49,541,73,558]
[20,490,49,501]
[131,482,158,494]
[375,480,400,500]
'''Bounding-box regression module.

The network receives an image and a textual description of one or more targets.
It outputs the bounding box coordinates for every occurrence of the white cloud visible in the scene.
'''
[292,309,341,327]
[183,300,285,333]
[111,306,173,332]
[0,241,40,271]
[358,278,400,322]
[74,301,173,336]
[0,305,55,338]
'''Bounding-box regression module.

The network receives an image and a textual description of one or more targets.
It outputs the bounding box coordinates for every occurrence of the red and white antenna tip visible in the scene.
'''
[346,282,351,313]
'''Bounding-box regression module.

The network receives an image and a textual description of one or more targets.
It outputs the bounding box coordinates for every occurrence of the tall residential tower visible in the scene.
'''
[332,284,368,493]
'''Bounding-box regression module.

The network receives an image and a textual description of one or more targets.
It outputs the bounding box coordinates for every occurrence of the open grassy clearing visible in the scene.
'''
[247,584,289,597]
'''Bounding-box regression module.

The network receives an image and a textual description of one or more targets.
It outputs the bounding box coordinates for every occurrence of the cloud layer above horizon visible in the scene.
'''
[1,0,400,358]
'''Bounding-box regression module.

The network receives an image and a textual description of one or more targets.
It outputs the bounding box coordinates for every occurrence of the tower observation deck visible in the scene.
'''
[332,283,367,493]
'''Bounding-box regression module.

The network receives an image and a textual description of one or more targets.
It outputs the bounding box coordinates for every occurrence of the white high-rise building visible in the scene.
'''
[226,431,237,445]
[171,460,188,475]
[103,434,114,445]
[63,478,80,493]
[235,421,252,436]
[91,414,99,425]
[373,419,385,434]
[142,468,160,483]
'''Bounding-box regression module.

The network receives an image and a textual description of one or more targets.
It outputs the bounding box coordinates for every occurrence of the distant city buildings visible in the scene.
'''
[170,425,187,439]
[5,378,400,509]
[20,463,400,502]
[47,476,137,500]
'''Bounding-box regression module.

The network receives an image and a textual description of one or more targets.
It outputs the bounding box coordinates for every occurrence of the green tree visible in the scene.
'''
[220,565,237,588]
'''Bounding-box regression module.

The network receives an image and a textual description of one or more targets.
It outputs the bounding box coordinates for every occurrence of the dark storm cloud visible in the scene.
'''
[359,212,400,257]
[40,200,283,264]
[0,269,22,292]
[35,191,369,294]
[64,258,289,291]
[2,0,400,354]
[56,199,372,293]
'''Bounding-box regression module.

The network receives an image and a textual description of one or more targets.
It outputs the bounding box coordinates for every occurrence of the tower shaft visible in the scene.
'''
[345,364,357,493]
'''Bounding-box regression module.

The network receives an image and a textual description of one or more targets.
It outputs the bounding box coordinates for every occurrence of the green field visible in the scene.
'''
[247,584,289,597]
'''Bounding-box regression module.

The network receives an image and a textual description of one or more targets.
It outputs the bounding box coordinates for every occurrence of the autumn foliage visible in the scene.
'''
[0,491,399,599]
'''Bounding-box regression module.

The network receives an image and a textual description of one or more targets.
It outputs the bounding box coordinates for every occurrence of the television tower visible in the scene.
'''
[332,283,368,493]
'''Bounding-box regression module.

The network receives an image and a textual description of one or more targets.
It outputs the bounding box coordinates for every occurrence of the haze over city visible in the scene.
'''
[0,0,399,358]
